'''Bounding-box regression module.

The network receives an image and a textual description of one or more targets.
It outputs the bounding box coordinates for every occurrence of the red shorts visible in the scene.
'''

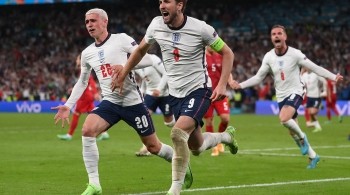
[75,100,95,113]
[204,97,230,118]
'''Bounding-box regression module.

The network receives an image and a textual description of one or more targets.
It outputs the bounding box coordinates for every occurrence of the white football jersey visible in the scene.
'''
[134,54,169,97]
[144,16,218,97]
[65,33,143,108]
[240,46,336,102]
[301,71,327,98]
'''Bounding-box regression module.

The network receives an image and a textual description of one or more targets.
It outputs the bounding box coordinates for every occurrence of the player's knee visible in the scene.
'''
[170,127,188,143]
[81,124,98,137]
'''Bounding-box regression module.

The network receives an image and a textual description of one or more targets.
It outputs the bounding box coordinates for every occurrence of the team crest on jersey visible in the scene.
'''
[278,61,284,69]
[98,50,105,63]
[172,33,181,46]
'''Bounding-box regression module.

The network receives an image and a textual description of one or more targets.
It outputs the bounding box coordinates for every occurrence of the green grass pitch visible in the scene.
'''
[0,113,349,194]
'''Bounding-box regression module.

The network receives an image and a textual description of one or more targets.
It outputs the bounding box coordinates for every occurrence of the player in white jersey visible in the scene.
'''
[134,54,176,156]
[231,25,343,169]
[301,67,327,132]
[51,8,191,195]
[111,0,238,194]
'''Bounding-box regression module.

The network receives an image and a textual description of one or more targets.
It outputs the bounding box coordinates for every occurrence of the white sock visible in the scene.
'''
[290,133,301,148]
[164,117,176,127]
[82,136,100,187]
[193,132,231,155]
[313,121,321,129]
[308,145,317,158]
[169,128,190,194]
[282,119,305,139]
[157,143,173,162]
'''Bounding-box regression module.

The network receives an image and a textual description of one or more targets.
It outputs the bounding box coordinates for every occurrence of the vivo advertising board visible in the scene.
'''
[0,101,349,115]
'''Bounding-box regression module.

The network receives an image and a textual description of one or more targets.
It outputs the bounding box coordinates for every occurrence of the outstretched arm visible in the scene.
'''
[302,59,343,83]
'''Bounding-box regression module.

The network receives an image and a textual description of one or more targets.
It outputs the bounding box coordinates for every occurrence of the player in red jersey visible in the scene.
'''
[57,54,109,141]
[325,79,343,123]
[204,47,234,156]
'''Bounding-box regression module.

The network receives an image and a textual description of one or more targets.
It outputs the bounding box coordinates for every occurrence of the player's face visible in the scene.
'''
[159,0,182,25]
[271,27,287,49]
[85,13,107,39]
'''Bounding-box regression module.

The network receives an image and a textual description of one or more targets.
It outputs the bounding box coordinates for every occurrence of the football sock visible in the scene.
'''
[68,113,80,136]
[282,119,305,139]
[82,136,100,187]
[157,143,173,162]
[308,145,317,158]
[313,120,321,129]
[193,131,231,155]
[326,109,331,120]
[164,117,176,127]
[290,133,301,147]
[206,124,214,133]
[305,109,311,122]
[169,127,189,194]
[218,121,228,133]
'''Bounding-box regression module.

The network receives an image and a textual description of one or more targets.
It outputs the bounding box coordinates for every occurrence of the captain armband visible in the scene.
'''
[210,37,225,52]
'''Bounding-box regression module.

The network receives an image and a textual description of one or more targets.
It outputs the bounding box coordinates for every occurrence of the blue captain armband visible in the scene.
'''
[210,37,225,52]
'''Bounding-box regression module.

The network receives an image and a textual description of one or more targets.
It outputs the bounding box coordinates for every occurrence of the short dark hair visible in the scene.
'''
[271,24,286,34]
[175,0,187,13]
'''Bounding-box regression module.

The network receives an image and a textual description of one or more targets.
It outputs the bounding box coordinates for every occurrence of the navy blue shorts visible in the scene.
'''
[91,100,155,136]
[278,94,303,119]
[306,97,322,108]
[169,88,212,128]
[144,94,173,116]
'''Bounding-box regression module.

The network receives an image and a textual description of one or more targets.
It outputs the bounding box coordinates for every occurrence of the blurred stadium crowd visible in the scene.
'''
[0,0,349,110]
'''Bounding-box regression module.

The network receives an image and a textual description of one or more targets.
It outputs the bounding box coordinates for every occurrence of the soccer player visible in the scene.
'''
[57,54,110,141]
[325,78,343,123]
[204,46,235,156]
[134,54,175,156]
[111,0,238,194]
[231,25,343,169]
[301,67,327,132]
[51,8,191,195]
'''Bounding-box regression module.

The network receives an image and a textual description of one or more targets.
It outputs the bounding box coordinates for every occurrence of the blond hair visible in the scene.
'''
[86,8,108,21]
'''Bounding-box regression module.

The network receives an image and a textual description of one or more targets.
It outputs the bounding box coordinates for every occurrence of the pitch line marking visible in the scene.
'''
[240,152,350,160]
[240,145,350,152]
[124,177,350,195]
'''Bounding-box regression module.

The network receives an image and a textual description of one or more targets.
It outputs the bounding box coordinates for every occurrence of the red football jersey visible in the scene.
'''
[79,76,97,103]
[206,52,223,89]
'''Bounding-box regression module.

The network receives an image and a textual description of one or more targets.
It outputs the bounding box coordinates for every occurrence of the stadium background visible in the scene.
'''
[0,0,349,115]
[0,1,349,195]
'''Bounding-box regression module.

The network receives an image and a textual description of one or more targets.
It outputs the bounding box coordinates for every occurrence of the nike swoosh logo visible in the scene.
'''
[141,128,149,133]
[184,110,193,112]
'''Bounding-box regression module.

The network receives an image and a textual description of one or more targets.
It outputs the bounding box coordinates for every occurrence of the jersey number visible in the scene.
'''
[135,115,149,129]
[211,64,217,72]
[173,48,180,62]
[101,64,112,78]
[280,71,285,81]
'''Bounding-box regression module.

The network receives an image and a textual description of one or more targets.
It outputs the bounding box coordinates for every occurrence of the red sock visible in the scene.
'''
[305,109,311,122]
[206,125,214,133]
[218,122,228,133]
[326,108,331,120]
[68,114,80,136]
